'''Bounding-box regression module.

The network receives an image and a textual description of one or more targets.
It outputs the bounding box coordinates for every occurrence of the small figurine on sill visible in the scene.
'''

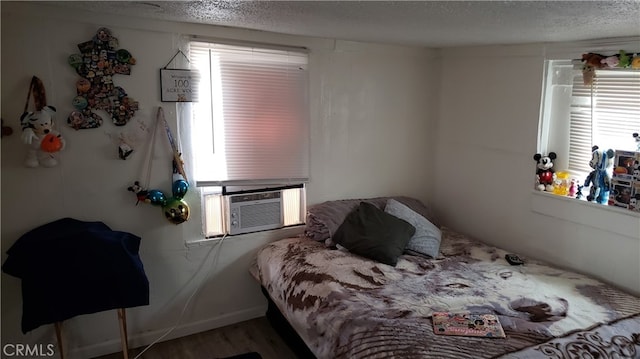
[533,152,557,192]
[552,171,571,196]
[584,145,615,204]
[575,183,584,200]
[633,132,640,152]
[568,179,577,197]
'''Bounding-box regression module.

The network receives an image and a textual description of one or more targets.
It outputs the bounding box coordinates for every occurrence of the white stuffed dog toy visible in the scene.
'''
[20,106,66,167]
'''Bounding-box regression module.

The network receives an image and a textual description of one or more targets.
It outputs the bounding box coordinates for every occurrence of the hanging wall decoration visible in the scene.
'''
[127,107,190,225]
[19,76,65,168]
[106,130,143,160]
[160,50,200,102]
[67,27,139,129]
[105,116,152,160]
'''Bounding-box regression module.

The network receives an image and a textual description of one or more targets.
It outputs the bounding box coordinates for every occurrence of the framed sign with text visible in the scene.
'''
[160,69,200,102]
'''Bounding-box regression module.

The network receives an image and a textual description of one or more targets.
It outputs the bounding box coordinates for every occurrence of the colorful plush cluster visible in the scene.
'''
[581,50,640,85]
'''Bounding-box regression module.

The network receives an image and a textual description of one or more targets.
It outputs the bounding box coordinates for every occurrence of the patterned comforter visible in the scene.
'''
[250,228,640,359]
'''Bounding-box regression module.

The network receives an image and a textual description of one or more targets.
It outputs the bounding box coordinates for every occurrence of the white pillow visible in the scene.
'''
[384,199,441,258]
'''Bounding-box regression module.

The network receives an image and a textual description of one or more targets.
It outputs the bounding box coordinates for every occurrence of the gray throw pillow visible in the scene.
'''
[385,199,441,258]
[333,201,415,266]
[304,196,438,245]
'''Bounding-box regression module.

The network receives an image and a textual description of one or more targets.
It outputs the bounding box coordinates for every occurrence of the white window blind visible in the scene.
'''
[189,41,310,185]
[568,68,640,176]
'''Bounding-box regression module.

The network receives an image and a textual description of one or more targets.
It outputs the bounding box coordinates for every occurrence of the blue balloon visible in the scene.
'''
[172,179,189,199]
[146,189,167,206]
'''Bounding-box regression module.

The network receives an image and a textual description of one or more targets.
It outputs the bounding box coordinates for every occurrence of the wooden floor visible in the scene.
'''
[93,317,298,359]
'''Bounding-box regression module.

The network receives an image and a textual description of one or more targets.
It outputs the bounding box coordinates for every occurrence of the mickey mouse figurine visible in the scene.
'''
[534,152,557,191]
[127,181,149,205]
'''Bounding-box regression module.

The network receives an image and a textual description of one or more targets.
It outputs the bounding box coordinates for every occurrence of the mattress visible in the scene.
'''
[251,228,640,359]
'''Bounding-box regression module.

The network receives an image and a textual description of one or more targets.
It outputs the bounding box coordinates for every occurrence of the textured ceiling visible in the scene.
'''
[39,1,640,47]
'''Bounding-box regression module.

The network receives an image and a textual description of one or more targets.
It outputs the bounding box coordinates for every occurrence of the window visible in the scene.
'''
[188,40,310,237]
[568,65,640,176]
[541,60,640,182]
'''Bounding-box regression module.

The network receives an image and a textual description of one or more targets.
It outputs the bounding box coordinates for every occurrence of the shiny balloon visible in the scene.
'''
[171,179,189,200]
[146,189,167,206]
[162,198,190,225]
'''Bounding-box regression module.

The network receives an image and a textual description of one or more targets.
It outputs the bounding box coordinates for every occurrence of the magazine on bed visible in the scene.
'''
[432,312,506,338]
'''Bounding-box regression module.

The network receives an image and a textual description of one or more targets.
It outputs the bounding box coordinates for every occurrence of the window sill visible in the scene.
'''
[185,225,305,248]
[530,190,640,239]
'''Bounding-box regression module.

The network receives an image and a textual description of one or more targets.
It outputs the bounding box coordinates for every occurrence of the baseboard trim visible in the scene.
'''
[70,305,267,358]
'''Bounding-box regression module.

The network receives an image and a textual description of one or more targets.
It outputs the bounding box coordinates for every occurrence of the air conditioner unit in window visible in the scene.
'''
[225,190,283,235]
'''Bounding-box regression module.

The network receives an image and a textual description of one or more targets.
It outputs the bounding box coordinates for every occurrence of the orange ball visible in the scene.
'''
[41,133,63,153]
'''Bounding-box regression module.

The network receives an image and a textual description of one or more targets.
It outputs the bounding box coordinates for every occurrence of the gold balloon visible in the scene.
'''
[162,198,190,225]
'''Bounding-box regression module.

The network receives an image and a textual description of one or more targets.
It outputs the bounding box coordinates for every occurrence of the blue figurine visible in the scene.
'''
[584,145,615,204]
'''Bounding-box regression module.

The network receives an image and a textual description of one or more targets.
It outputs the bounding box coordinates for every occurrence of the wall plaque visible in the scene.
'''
[160,69,199,102]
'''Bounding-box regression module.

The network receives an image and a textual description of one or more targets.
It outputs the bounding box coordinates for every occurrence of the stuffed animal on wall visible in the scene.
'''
[20,106,65,167]
[584,145,615,204]
[632,54,640,69]
[582,53,605,69]
[534,152,557,192]
[619,50,632,68]
[581,53,605,85]
[600,55,619,68]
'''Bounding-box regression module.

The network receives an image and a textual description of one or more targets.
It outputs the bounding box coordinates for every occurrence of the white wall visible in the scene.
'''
[433,43,640,296]
[0,2,437,358]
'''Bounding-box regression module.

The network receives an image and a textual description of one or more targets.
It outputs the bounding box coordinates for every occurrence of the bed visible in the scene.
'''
[250,197,640,359]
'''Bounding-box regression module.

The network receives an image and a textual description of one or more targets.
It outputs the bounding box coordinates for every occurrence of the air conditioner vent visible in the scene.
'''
[230,191,281,204]
[226,190,283,235]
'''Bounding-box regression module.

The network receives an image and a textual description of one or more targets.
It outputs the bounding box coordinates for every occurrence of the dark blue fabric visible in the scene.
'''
[2,218,149,333]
